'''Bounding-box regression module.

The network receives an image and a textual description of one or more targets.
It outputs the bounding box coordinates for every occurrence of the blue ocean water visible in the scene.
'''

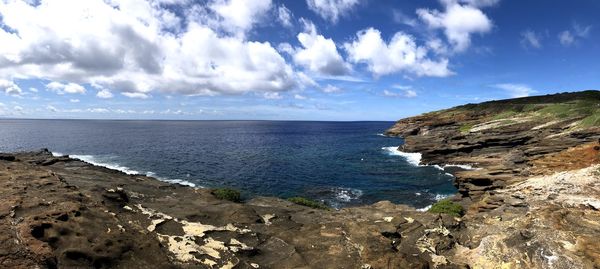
[0,120,457,208]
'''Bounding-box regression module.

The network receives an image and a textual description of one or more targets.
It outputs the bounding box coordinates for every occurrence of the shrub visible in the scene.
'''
[287,197,330,210]
[212,188,241,202]
[428,199,464,217]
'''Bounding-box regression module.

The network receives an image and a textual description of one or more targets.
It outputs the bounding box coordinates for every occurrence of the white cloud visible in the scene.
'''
[263,92,283,99]
[382,89,417,98]
[46,105,59,112]
[29,87,38,93]
[306,0,359,23]
[456,0,499,7]
[294,94,307,100]
[559,23,592,47]
[88,108,110,113]
[96,89,114,99]
[344,28,452,77]
[558,31,575,46]
[70,99,80,103]
[0,79,23,96]
[521,30,542,49]
[493,83,536,98]
[122,92,150,99]
[209,0,273,36]
[290,19,350,76]
[322,84,341,93]
[573,22,592,38]
[392,9,417,27]
[0,0,298,99]
[277,5,293,27]
[417,0,493,52]
[45,82,86,94]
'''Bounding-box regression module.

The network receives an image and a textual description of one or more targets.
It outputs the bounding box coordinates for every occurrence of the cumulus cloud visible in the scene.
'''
[493,83,536,98]
[96,89,114,99]
[0,102,25,116]
[45,82,86,94]
[520,30,542,49]
[344,28,452,77]
[208,0,272,36]
[417,0,493,52]
[306,0,359,23]
[0,0,299,99]
[0,79,23,96]
[290,19,350,76]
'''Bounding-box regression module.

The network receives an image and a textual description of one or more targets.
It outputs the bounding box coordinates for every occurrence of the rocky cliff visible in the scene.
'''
[385,90,600,199]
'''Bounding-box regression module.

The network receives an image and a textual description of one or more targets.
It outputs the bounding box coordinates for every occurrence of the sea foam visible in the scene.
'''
[381,146,422,166]
[70,154,141,175]
[56,152,198,187]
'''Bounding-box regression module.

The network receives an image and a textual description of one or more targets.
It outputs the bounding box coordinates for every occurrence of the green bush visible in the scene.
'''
[287,197,330,210]
[212,188,241,202]
[428,199,464,217]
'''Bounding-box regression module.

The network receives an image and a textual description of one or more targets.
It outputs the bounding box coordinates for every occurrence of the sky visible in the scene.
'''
[0,0,599,121]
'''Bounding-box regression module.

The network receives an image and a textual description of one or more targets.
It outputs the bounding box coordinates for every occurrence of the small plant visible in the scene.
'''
[212,188,241,202]
[287,197,330,210]
[428,199,464,217]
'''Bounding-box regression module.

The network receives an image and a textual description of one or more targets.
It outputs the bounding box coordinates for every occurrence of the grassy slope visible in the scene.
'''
[426,90,600,132]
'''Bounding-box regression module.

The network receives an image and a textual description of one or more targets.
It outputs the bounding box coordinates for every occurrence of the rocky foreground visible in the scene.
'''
[1,91,600,268]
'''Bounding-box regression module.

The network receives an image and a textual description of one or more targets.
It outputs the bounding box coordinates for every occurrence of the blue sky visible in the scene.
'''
[0,0,598,120]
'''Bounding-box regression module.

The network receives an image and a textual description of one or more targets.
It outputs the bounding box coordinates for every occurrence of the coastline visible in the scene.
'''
[2,91,599,268]
[0,149,453,268]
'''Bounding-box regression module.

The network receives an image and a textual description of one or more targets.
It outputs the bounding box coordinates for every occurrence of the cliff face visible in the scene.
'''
[385,90,600,199]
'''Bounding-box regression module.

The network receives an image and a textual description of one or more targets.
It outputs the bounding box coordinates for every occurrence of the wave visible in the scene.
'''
[442,164,480,170]
[381,146,422,166]
[332,187,363,202]
[382,147,480,171]
[53,151,197,188]
[70,154,141,175]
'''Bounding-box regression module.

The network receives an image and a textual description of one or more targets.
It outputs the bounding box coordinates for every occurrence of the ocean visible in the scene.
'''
[0,119,457,209]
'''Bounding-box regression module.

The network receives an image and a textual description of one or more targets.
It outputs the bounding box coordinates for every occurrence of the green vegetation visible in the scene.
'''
[287,197,330,210]
[580,113,600,127]
[491,110,519,120]
[428,199,464,217]
[449,91,600,128]
[536,101,593,119]
[459,123,473,133]
[212,188,241,202]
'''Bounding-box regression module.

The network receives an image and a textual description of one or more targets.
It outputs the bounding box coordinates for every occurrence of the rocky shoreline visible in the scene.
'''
[0,149,468,268]
[1,91,600,268]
